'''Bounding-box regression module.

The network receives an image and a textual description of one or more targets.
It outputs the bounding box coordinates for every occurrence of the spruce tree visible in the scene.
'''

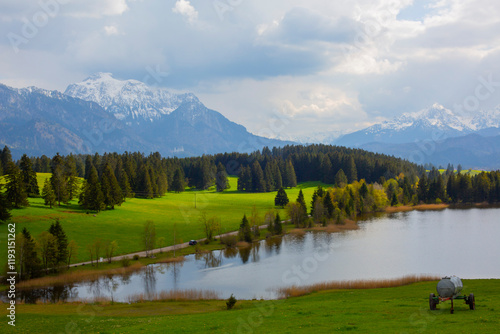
[263,163,275,192]
[272,162,283,190]
[79,165,104,212]
[296,189,307,218]
[5,162,29,208]
[42,179,57,208]
[274,213,283,235]
[48,219,68,265]
[21,228,40,280]
[51,153,69,205]
[65,155,79,201]
[283,160,297,188]
[274,187,289,208]
[0,184,12,222]
[335,169,348,187]
[346,157,358,183]
[323,192,334,218]
[101,163,123,209]
[216,162,229,192]
[238,214,252,242]
[19,154,40,197]
[171,168,186,193]
[119,169,134,200]
[1,145,12,172]
[251,161,266,192]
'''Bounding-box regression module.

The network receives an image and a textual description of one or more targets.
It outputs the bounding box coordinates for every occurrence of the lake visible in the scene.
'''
[17,208,500,302]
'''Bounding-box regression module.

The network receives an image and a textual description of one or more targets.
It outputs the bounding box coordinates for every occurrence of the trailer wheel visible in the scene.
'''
[429,293,437,310]
[468,293,475,310]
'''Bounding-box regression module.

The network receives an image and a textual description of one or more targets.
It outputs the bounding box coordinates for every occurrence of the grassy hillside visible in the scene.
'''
[1,174,328,268]
[1,279,497,333]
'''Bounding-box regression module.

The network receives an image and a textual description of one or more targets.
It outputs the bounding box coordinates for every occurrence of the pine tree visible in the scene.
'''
[65,155,79,201]
[263,163,275,192]
[48,219,68,265]
[272,162,283,190]
[237,166,252,192]
[119,169,134,200]
[323,192,334,218]
[5,162,29,208]
[320,157,334,184]
[283,159,297,188]
[19,154,40,197]
[101,163,123,209]
[238,214,252,242]
[296,189,307,218]
[42,179,57,208]
[1,145,13,173]
[346,157,358,183]
[274,213,283,235]
[36,231,59,273]
[51,153,69,205]
[171,168,186,193]
[251,161,266,192]
[216,162,229,192]
[79,165,104,212]
[274,187,289,208]
[20,228,40,280]
[0,184,12,222]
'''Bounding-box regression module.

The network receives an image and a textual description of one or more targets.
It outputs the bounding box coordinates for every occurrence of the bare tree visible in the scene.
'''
[104,240,118,263]
[143,220,156,257]
[67,240,78,269]
[199,212,220,241]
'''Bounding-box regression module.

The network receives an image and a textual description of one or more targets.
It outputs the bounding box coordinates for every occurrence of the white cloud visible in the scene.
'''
[172,0,198,24]
[104,25,119,36]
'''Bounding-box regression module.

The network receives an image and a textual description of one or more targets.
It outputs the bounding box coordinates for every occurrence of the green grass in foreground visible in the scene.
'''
[1,175,328,269]
[1,279,497,333]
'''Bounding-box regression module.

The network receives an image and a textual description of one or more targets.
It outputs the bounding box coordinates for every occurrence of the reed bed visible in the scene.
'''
[156,256,186,264]
[126,289,221,303]
[276,275,440,299]
[16,263,144,290]
[385,204,448,213]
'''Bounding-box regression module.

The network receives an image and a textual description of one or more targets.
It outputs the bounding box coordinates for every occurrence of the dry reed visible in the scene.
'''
[276,275,440,299]
[126,289,221,303]
[156,256,186,264]
[16,263,144,290]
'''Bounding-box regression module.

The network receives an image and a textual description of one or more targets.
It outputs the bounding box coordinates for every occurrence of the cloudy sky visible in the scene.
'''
[2,0,500,140]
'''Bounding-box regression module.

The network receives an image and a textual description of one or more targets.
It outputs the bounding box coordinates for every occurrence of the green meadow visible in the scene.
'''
[1,279,497,333]
[1,174,328,268]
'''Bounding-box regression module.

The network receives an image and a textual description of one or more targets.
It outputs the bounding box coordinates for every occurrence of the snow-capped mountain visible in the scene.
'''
[335,104,500,147]
[0,75,292,158]
[65,72,196,124]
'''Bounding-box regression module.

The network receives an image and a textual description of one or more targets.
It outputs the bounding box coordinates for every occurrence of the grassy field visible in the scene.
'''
[1,174,328,268]
[1,279,497,333]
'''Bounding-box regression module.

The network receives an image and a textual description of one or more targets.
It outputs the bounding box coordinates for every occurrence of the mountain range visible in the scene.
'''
[333,104,500,170]
[0,73,291,159]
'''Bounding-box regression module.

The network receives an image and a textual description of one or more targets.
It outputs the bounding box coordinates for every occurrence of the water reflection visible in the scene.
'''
[9,208,500,302]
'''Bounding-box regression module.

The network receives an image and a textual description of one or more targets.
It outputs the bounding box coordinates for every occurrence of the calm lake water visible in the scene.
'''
[18,208,500,302]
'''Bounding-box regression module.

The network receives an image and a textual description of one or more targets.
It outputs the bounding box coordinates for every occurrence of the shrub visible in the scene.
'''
[220,235,238,248]
[226,294,237,310]
[133,254,140,261]
[121,257,131,267]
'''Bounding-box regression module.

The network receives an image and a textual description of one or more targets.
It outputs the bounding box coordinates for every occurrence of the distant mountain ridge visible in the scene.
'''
[335,104,500,147]
[0,74,293,158]
[333,104,500,170]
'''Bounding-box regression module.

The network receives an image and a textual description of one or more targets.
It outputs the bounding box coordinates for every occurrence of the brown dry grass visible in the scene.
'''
[309,219,359,233]
[156,256,186,264]
[288,229,306,235]
[276,275,440,299]
[385,204,449,213]
[236,241,251,248]
[126,289,221,303]
[16,263,144,290]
